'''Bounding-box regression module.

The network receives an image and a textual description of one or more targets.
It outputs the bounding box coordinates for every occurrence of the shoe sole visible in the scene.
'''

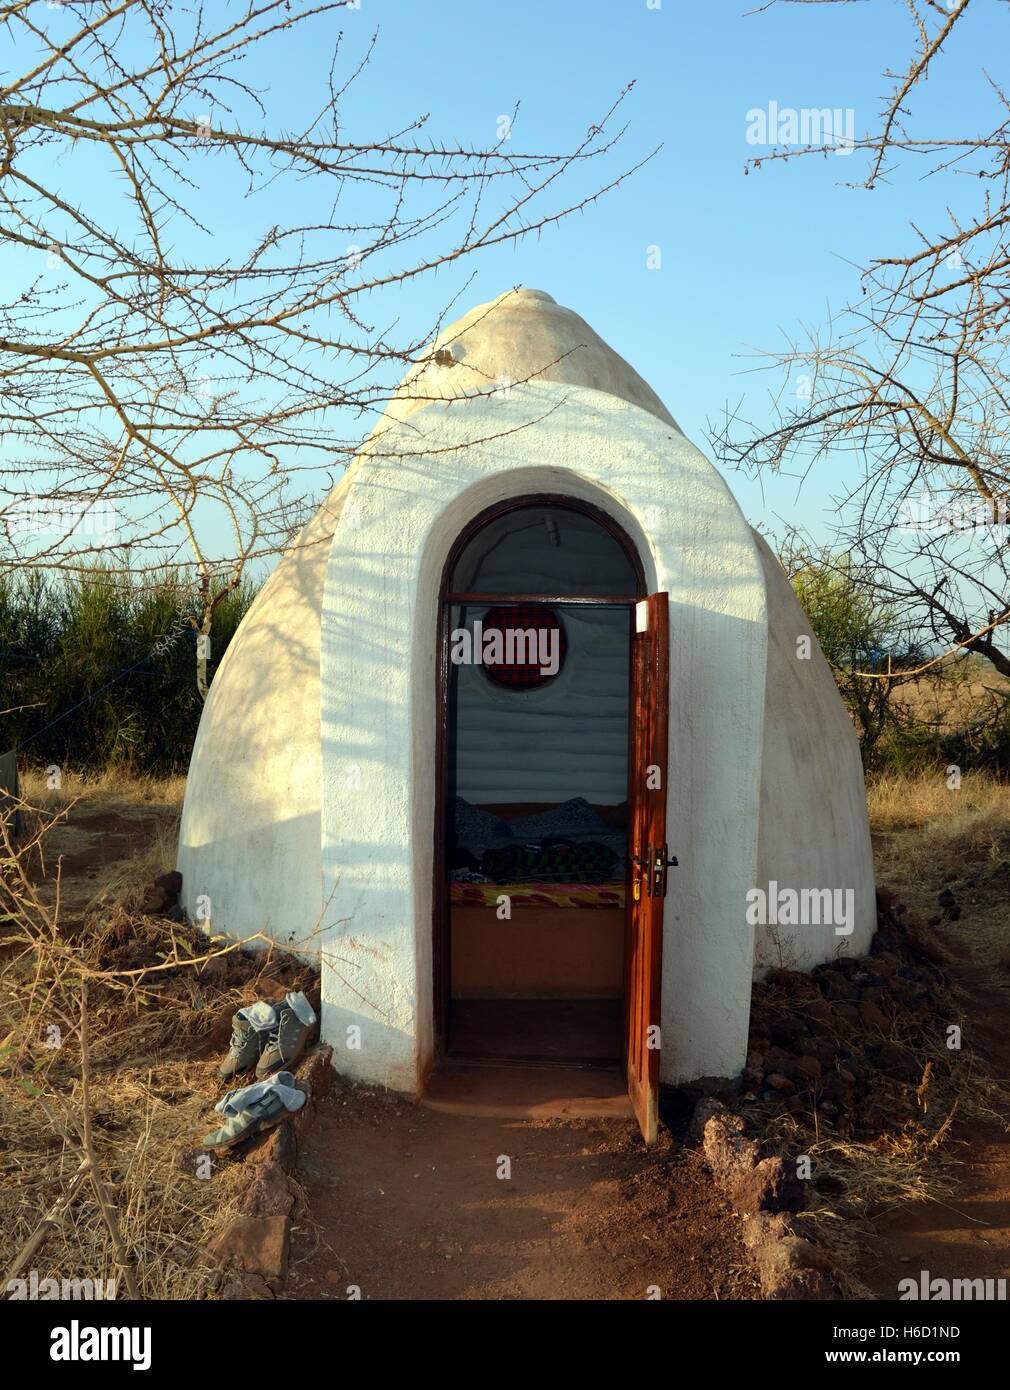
[203,1112,284,1150]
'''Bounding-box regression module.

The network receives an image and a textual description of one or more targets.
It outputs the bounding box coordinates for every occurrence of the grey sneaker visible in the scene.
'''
[218,1013,266,1080]
[255,992,316,1078]
[200,1090,287,1150]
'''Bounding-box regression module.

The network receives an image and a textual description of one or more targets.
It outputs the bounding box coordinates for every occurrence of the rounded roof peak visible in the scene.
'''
[387,286,679,431]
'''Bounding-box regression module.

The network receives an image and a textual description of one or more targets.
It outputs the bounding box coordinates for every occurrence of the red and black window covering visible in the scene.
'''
[480,604,567,689]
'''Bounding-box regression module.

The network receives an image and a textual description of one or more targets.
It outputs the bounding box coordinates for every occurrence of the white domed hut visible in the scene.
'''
[177,288,874,1142]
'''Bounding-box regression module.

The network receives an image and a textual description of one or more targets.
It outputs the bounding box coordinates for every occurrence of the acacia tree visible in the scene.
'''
[0,0,647,690]
[714,0,1010,679]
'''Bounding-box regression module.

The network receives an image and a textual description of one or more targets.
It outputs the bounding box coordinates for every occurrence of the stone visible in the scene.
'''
[832,1002,860,1026]
[791,1055,822,1082]
[873,1041,921,1084]
[142,870,183,915]
[771,1017,810,1049]
[208,1214,290,1281]
[765,1072,795,1094]
[858,1001,888,1031]
[754,1236,837,1300]
[819,1075,853,1110]
[803,998,832,1025]
[729,1156,806,1215]
[689,1095,733,1144]
[242,1160,294,1219]
[765,1044,795,1070]
[741,1211,796,1249]
[870,952,899,976]
[220,1271,276,1300]
[700,1108,760,1199]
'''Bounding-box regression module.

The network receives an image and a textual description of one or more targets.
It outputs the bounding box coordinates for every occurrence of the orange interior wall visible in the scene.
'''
[450,905,624,998]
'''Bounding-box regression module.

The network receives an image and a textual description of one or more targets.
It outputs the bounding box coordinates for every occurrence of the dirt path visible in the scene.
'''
[859,913,1010,1298]
[285,1082,759,1301]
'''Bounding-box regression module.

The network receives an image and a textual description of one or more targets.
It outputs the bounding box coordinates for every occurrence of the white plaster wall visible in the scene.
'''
[176,485,349,957]
[319,382,769,1092]
[176,286,681,965]
[752,532,877,973]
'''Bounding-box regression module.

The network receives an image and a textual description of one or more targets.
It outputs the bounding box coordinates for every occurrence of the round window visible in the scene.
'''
[480,604,567,690]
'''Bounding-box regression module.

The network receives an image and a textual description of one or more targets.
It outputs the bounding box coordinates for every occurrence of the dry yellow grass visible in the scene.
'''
[867,769,1010,834]
[18,766,186,816]
[84,816,181,916]
[5,764,1008,1301]
[868,770,1010,980]
[1,771,314,1300]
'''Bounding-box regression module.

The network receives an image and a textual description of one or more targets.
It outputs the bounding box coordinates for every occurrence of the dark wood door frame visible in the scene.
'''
[430,494,647,1068]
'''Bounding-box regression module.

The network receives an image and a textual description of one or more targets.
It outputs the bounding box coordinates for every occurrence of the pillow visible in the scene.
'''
[451,797,513,850]
[505,796,614,842]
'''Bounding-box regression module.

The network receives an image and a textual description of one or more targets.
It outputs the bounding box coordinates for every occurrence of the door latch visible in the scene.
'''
[651,844,679,898]
[633,846,678,898]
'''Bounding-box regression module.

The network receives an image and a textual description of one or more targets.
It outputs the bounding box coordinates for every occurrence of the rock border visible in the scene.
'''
[689,1096,839,1300]
[206,1045,333,1299]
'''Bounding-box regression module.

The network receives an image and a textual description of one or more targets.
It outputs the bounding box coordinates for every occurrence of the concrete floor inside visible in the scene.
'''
[425,998,630,1118]
[448,997,623,1065]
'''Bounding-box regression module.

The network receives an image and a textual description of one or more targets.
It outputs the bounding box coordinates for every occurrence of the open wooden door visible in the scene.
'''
[625,592,670,1145]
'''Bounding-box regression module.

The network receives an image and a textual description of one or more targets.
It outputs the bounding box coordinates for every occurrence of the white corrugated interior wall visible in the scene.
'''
[451,508,633,805]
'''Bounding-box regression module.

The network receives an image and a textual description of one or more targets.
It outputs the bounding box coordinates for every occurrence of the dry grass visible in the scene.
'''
[897,660,1010,734]
[1,904,318,1299]
[742,766,1010,1295]
[783,1045,1008,1298]
[869,769,1010,979]
[84,817,181,916]
[18,766,186,817]
[1,773,316,1301]
[6,762,1009,1302]
[867,769,1010,835]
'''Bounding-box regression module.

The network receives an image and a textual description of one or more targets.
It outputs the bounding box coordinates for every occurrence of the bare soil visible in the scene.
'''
[10,771,1009,1301]
[285,1082,758,1301]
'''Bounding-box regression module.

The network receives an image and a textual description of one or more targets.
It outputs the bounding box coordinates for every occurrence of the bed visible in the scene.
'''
[449,798,628,998]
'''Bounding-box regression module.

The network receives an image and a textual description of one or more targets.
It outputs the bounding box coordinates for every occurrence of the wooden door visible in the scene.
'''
[624,593,670,1145]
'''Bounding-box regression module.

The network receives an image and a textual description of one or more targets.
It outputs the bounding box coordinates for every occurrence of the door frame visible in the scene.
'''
[431,493,648,1066]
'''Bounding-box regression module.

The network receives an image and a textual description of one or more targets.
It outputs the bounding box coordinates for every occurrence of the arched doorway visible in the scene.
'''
[431,496,670,1142]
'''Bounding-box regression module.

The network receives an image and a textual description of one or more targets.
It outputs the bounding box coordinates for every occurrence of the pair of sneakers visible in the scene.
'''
[218,992,316,1083]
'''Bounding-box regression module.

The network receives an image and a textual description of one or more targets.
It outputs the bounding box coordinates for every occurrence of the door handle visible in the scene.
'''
[632,846,678,898]
[651,844,678,898]
[631,847,650,900]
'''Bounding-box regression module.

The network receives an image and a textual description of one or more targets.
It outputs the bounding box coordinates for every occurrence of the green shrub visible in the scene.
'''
[0,566,257,774]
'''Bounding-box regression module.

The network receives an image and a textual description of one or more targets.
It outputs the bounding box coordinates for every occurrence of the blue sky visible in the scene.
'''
[257,0,1000,547]
[22,0,1005,564]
